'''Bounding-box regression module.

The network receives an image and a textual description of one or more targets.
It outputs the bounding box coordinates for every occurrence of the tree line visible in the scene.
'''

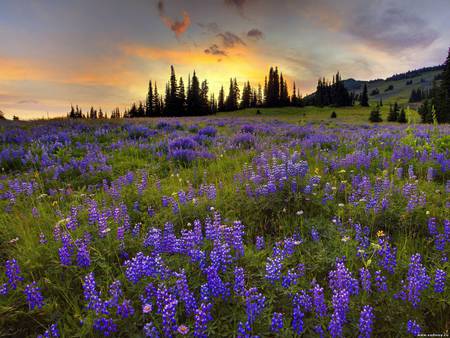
[67,65,362,119]
[418,49,450,123]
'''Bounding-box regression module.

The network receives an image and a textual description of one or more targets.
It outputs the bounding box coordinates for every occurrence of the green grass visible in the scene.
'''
[218,105,421,124]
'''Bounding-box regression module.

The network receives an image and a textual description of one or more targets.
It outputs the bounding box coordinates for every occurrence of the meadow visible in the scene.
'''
[0,108,449,337]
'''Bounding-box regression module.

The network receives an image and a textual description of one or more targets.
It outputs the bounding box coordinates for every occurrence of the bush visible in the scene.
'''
[330,111,337,118]
[369,107,383,122]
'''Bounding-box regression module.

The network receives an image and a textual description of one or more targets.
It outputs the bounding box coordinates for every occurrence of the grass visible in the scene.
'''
[0,110,448,337]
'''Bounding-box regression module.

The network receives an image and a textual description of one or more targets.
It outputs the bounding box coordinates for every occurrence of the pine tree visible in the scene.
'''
[257,84,263,107]
[387,102,399,121]
[200,79,210,115]
[153,83,161,116]
[397,107,407,123]
[145,80,153,116]
[434,48,450,123]
[361,84,369,107]
[218,86,225,111]
[178,77,186,116]
[369,105,382,122]
[291,82,297,106]
[129,103,138,118]
[187,71,201,115]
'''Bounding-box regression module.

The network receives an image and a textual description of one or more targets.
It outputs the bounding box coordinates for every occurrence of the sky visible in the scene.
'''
[0,0,449,119]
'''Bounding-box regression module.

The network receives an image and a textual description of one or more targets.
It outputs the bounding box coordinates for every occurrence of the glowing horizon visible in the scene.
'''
[1,0,449,119]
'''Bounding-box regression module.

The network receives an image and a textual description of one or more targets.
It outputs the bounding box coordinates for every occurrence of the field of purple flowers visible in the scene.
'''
[0,117,449,337]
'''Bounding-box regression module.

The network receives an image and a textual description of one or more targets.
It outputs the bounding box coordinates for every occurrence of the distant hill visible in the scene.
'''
[342,65,444,105]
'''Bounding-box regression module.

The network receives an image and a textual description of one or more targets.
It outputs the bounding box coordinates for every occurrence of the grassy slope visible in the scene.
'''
[217,105,421,124]
[347,70,442,106]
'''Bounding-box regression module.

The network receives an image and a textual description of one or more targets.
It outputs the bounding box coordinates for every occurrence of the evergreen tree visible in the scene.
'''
[418,99,433,123]
[187,71,201,115]
[361,84,369,107]
[145,80,153,116]
[240,81,251,109]
[291,82,297,106]
[153,84,161,116]
[200,79,210,115]
[434,48,450,123]
[137,102,145,117]
[218,86,225,111]
[369,105,382,122]
[129,103,138,118]
[257,84,263,107]
[387,102,399,121]
[178,77,186,115]
[398,107,407,123]
[98,108,104,119]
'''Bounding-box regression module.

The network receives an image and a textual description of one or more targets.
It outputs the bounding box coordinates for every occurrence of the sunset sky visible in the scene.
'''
[1,0,449,119]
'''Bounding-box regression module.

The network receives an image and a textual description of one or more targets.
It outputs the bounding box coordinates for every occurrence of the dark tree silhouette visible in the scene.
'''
[360,84,369,107]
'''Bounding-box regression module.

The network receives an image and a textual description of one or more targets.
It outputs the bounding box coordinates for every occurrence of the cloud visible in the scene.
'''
[247,28,264,40]
[224,0,247,10]
[17,99,40,104]
[217,31,246,48]
[204,44,227,56]
[198,22,220,34]
[299,1,439,52]
[157,0,191,37]
[347,6,438,51]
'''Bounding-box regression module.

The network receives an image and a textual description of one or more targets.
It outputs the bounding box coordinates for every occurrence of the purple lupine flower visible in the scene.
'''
[328,310,344,338]
[311,227,320,241]
[4,258,23,290]
[143,321,160,337]
[108,280,122,307]
[245,287,266,324]
[434,269,446,293]
[194,302,213,338]
[23,281,44,310]
[117,299,135,319]
[271,312,283,333]
[58,233,73,266]
[377,237,397,274]
[282,264,305,288]
[76,240,91,268]
[255,236,265,250]
[176,270,197,315]
[265,253,283,284]
[374,270,387,292]
[358,305,375,338]
[311,283,327,317]
[314,325,325,338]
[37,323,60,338]
[360,267,371,293]
[427,217,438,237]
[234,266,245,296]
[98,211,110,238]
[210,240,233,272]
[0,283,7,295]
[205,265,230,299]
[293,289,312,312]
[93,317,117,336]
[82,272,106,315]
[292,305,304,335]
[406,253,430,307]
[162,296,178,337]
[39,232,47,245]
[407,320,421,336]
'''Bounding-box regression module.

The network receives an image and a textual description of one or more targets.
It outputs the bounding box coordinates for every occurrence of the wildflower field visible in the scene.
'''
[0,115,449,337]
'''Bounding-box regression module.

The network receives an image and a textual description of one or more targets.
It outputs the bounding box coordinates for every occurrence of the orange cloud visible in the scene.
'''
[0,57,49,81]
[157,0,191,37]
